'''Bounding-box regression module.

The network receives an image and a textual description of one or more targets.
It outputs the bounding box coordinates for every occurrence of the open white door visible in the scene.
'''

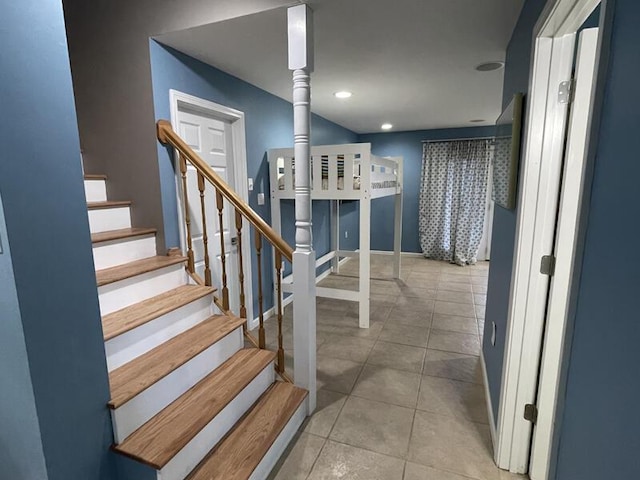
[529,26,600,480]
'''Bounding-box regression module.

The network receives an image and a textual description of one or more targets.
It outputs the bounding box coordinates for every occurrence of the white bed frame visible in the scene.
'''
[268,143,403,328]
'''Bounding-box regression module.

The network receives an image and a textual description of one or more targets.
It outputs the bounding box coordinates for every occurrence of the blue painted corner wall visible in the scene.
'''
[149,41,358,316]
[0,0,118,478]
[553,1,640,478]
[481,0,548,424]
[358,127,497,253]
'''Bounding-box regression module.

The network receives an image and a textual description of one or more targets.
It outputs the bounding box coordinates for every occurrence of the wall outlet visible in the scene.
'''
[344,231,348,238]
[257,192,265,205]
[491,321,497,346]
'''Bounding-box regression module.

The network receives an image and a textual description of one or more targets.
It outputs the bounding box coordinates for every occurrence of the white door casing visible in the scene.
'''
[529,26,600,480]
[170,90,254,326]
[495,0,601,476]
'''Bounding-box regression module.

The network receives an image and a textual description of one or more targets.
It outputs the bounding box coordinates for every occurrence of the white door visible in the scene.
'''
[529,27,600,479]
[176,105,239,314]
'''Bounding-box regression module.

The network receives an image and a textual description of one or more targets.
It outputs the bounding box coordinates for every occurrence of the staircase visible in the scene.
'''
[84,170,307,479]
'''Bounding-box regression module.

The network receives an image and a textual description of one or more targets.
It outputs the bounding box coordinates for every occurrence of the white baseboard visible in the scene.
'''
[481,351,498,455]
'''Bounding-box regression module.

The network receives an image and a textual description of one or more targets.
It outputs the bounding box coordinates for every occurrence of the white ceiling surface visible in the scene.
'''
[157,0,524,133]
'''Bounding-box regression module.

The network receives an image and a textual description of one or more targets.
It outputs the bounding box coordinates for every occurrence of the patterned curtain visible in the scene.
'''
[419,139,491,265]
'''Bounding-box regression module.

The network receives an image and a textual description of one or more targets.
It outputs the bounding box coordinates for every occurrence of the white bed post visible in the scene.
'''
[359,149,371,328]
[393,158,403,279]
[288,4,316,412]
[331,200,340,273]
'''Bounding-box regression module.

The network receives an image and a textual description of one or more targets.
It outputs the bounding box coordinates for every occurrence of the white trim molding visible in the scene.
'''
[495,0,601,477]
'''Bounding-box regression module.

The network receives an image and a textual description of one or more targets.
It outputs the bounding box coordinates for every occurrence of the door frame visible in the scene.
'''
[495,0,602,476]
[169,89,255,327]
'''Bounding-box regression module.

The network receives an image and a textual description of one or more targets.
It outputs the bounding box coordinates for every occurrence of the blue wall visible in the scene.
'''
[0,195,49,480]
[0,0,117,479]
[359,127,497,253]
[150,42,357,315]
[553,1,640,478]
[481,0,548,424]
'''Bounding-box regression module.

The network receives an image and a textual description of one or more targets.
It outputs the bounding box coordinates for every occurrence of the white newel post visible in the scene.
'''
[288,4,316,413]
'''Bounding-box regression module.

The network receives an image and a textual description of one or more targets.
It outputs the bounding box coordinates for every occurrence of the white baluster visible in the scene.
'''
[288,4,316,413]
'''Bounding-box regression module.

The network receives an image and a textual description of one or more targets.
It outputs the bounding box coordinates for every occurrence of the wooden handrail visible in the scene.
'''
[157,120,293,262]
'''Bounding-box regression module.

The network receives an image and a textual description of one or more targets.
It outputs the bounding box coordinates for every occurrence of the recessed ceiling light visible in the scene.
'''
[475,61,504,72]
[381,123,393,130]
[470,119,485,123]
[334,91,352,99]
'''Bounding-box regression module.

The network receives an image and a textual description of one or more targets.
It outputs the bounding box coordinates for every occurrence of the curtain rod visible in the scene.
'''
[422,135,509,143]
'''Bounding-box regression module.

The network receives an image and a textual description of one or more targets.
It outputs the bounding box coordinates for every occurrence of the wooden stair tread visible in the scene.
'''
[114,348,276,469]
[96,255,186,287]
[102,285,215,341]
[91,227,157,244]
[187,382,308,480]
[84,174,107,180]
[87,200,132,210]
[108,315,245,409]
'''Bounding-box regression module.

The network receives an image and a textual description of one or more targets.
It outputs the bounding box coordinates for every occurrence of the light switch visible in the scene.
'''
[257,192,265,205]
[248,178,254,191]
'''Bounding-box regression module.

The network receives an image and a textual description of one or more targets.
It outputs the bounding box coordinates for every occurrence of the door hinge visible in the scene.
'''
[524,403,538,424]
[540,255,556,276]
[558,80,574,104]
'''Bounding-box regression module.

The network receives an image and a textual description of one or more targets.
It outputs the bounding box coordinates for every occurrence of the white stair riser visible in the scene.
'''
[250,397,308,480]
[105,296,213,371]
[93,235,157,271]
[158,362,276,480]
[89,206,132,234]
[111,328,244,443]
[98,265,187,316]
[84,179,107,203]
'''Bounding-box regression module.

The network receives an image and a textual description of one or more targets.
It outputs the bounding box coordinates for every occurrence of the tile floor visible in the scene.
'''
[263,255,527,480]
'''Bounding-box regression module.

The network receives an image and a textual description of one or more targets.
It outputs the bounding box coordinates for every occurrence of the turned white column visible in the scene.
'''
[288,4,316,413]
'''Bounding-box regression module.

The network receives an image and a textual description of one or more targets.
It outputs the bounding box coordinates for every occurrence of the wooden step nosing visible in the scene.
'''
[102,286,214,341]
[96,256,187,287]
[185,383,308,480]
[84,174,107,180]
[108,316,246,409]
[92,227,157,244]
[87,200,132,210]
[114,350,276,470]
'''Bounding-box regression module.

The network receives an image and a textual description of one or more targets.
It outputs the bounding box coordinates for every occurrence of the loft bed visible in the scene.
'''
[268,143,403,328]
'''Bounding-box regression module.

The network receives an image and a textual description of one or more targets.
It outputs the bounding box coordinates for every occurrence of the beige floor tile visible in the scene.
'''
[432,314,478,335]
[475,305,486,320]
[436,290,474,304]
[399,283,440,297]
[428,330,480,356]
[408,411,499,480]
[434,300,476,318]
[404,462,475,480]
[330,396,415,457]
[352,364,421,408]
[303,389,347,437]
[470,276,488,286]
[308,440,405,480]
[440,273,472,284]
[379,323,430,348]
[473,284,488,294]
[317,355,364,394]
[474,294,487,306]
[368,341,426,373]
[269,432,326,480]
[396,295,437,311]
[438,281,474,293]
[387,307,433,328]
[440,265,470,275]
[423,349,482,384]
[331,318,385,339]
[417,375,488,424]
[317,335,376,363]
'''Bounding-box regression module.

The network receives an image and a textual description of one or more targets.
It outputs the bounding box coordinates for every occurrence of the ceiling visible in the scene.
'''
[156,0,524,134]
